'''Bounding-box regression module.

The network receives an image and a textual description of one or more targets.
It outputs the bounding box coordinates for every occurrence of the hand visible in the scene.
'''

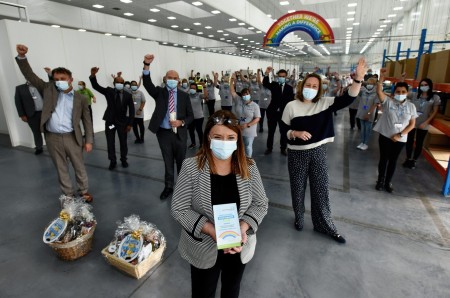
[391,134,401,142]
[240,124,247,130]
[401,72,407,78]
[379,68,387,80]
[201,221,216,242]
[91,67,99,76]
[117,71,122,77]
[169,119,182,128]
[363,115,370,121]
[126,125,132,132]
[354,57,368,81]
[16,44,28,57]
[265,66,273,74]
[136,110,142,116]
[240,221,249,245]
[84,143,92,152]
[214,72,219,79]
[297,131,312,141]
[144,54,154,64]
[44,67,52,75]
[93,98,96,104]
[20,115,28,122]
[419,122,427,129]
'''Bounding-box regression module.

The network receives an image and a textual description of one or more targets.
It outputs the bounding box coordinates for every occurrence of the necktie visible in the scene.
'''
[169,90,175,113]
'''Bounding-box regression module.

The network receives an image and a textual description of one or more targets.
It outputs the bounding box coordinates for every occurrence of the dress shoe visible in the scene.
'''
[134,139,141,144]
[34,148,43,155]
[259,128,264,133]
[121,160,129,168]
[375,180,384,191]
[384,183,394,193]
[332,233,346,244]
[264,148,272,155]
[294,222,303,231]
[160,187,173,200]
[80,192,93,203]
[109,161,117,170]
[281,148,287,156]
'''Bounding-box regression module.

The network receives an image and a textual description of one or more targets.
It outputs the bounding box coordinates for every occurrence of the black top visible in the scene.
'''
[210,173,240,209]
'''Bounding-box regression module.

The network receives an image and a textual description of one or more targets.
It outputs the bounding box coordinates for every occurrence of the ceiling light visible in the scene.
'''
[150,8,160,12]
[208,34,214,37]
[248,27,254,30]
[243,38,248,40]
[288,10,295,13]
[353,22,360,26]
[120,35,126,38]
[78,29,86,32]
[377,28,383,31]
[383,20,392,23]
[136,38,142,40]
[393,7,403,10]
[120,0,132,3]
[280,1,289,5]
[237,36,243,39]
[197,32,203,34]
[168,16,176,20]
[223,33,229,36]
[51,25,60,28]
[205,26,212,29]
[92,4,104,8]
[347,18,354,21]
[250,40,255,43]
[347,27,353,30]
[348,3,357,7]
[105,33,112,36]
[184,28,191,31]
[240,43,245,46]
[238,22,245,25]
[380,24,387,27]
[162,42,168,44]
[171,25,179,28]
[192,1,203,6]
[229,18,237,22]
[193,22,201,25]
[220,38,225,40]
[267,14,272,17]
[124,12,134,16]
[388,14,397,18]
[227,40,231,42]
[211,10,221,14]
[256,30,262,33]
[234,41,238,44]
[374,32,380,35]
[192,46,196,49]
[217,30,223,33]
[347,11,356,15]
[183,45,188,48]
[148,19,157,22]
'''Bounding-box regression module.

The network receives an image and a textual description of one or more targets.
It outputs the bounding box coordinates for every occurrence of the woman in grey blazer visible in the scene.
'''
[171,110,269,298]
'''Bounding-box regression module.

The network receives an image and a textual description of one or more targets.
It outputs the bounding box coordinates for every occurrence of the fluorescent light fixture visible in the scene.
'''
[197,32,203,34]
[280,1,289,5]
[238,22,245,25]
[388,14,397,18]
[347,18,354,21]
[383,19,392,23]
[162,42,168,44]
[248,27,254,30]
[220,38,225,40]
[168,16,176,20]
[208,34,214,37]
[250,40,255,43]
[237,36,243,39]
[193,22,201,25]
[256,30,262,33]
[393,6,403,10]
[288,10,295,13]
[227,40,231,42]
[377,28,383,31]
[346,34,352,37]
[380,24,387,27]
[136,38,142,40]
[150,8,160,12]
[171,25,179,28]
[234,41,238,44]
[173,43,178,46]
[211,10,221,14]
[120,35,126,38]
[192,46,196,49]
[348,3,357,7]
[51,25,60,28]
[243,38,248,40]
[374,32,380,35]
[192,1,203,6]
[240,43,245,46]
[217,30,224,33]
[229,18,237,21]
[78,29,86,32]
[184,28,191,31]
[223,33,229,36]
[347,11,356,15]
[267,14,272,17]
[353,23,360,26]
[347,27,353,30]
[120,0,132,3]
[124,12,134,16]
[183,45,188,48]
[148,19,157,22]
[105,33,112,36]
[93,4,104,8]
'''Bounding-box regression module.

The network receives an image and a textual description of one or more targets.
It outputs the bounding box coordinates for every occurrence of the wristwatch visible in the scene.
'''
[247,124,251,128]
[181,120,185,127]
[399,133,404,137]
[353,78,362,84]
[143,61,150,66]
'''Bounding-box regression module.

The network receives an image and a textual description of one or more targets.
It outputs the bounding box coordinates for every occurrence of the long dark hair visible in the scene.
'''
[418,78,434,101]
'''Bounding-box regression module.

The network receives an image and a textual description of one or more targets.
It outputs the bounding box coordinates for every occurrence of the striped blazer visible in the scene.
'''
[171,157,269,269]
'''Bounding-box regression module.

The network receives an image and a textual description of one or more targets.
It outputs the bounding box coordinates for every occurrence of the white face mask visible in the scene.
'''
[366,84,374,90]
[420,86,429,92]
[210,139,237,160]
[55,80,70,91]
[302,88,318,101]
[394,94,407,102]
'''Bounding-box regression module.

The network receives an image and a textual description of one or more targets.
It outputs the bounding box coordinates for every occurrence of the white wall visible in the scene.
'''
[0,19,280,148]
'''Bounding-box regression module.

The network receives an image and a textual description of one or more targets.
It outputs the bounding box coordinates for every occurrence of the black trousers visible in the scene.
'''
[349,108,361,130]
[189,118,204,146]
[133,118,145,141]
[378,134,405,184]
[266,110,287,150]
[259,108,266,131]
[207,100,216,116]
[221,106,232,111]
[156,128,186,188]
[105,122,128,162]
[191,250,246,298]
[28,111,43,150]
[405,128,428,160]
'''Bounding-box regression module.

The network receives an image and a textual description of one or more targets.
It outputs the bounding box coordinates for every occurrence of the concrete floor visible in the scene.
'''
[1,109,450,298]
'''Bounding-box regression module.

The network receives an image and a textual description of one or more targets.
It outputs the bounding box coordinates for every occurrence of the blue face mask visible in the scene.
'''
[115,83,124,91]
[302,88,318,100]
[166,79,178,89]
[55,80,70,91]
[394,94,407,102]
[242,95,251,101]
[322,84,328,90]
[182,82,188,88]
[223,83,229,89]
[278,77,286,84]
[210,139,237,160]
[131,86,138,91]
[420,86,429,92]
[189,89,197,95]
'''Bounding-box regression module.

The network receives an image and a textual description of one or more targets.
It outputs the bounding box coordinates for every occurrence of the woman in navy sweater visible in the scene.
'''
[281,57,367,243]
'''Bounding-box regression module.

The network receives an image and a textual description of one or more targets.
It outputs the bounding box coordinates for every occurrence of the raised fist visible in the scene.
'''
[44,67,52,75]
[91,67,99,76]
[265,66,273,74]
[16,44,28,57]
[144,54,154,64]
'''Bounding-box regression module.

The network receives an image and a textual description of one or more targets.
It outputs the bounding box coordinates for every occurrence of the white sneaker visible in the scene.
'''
[361,144,369,150]
[357,143,364,149]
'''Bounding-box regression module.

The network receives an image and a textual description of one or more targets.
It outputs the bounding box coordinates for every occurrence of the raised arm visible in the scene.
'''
[230,73,238,99]
[15,44,47,94]
[213,72,219,87]
[89,67,108,95]
[263,66,273,89]
[347,57,367,97]
[256,68,262,84]
[142,54,159,99]
[377,68,388,103]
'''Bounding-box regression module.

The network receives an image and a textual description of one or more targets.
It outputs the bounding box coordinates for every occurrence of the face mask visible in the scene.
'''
[286,79,290,82]
[252,79,257,83]
[366,84,374,90]
[278,77,286,84]
[78,85,84,90]
[189,89,196,95]
[420,86,429,92]
[166,79,178,89]
[207,82,212,86]
[242,95,251,101]
[302,88,318,100]
[115,83,124,90]
[182,82,188,88]
[322,84,328,90]
[125,84,131,89]
[55,80,70,91]
[394,94,407,102]
[223,83,229,89]
[131,86,138,91]
[189,80,194,84]
[210,139,237,160]
[331,76,335,79]
[368,72,373,75]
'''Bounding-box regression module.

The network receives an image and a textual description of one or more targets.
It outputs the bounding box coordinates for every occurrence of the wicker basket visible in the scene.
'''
[47,224,96,261]
[101,242,166,279]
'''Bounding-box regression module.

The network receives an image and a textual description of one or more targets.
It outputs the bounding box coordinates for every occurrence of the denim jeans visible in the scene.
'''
[360,119,373,144]
[243,136,254,158]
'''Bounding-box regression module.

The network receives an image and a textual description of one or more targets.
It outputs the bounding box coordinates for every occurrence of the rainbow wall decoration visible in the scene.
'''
[263,10,335,47]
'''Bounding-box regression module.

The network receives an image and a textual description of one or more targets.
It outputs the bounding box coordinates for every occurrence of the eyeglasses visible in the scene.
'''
[211,116,239,126]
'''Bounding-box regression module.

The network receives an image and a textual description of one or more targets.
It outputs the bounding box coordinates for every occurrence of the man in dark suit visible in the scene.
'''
[89,67,134,170]
[14,81,44,155]
[142,54,194,200]
[15,44,94,202]
[263,67,294,156]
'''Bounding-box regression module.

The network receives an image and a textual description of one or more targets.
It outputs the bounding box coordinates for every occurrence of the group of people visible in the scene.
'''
[13,43,442,298]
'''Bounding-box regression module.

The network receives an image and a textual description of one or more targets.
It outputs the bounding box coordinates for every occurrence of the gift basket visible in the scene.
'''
[102,215,166,279]
[43,196,96,261]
